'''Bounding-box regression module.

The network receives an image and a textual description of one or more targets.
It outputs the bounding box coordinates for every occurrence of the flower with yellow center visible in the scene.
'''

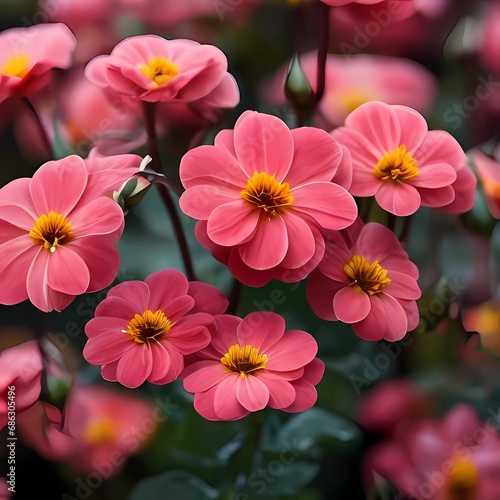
[29,211,74,253]
[221,344,268,378]
[83,417,116,445]
[373,144,419,183]
[138,57,179,87]
[241,172,294,217]
[124,309,172,345]
[344,254,391,295]
[2,54,29,78]
[445,455,479,500]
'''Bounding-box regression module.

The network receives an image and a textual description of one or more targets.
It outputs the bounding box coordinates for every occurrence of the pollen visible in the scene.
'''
[373,144,419,183]
[344,254,391,295]
[221,344,268,378]
[138,57,179,86]
[29,211,74,252]
[241,172,294,217]
[124,309,172,344]
[2,54,29,78]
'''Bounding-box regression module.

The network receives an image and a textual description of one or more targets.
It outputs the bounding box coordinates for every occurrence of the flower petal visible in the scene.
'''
[182,361,232,392]
[69,197,124,236]
[83,331,134,365]
[107,280,150,311]
[386,271,421,300]
[257,372,296,409]
[375,181,421,216]
[46,246,90,295]
[283,381,318,413]
[280,212,315,269]
[237,312,286,351]
[116,345,153,388]
[265,330,317,371]
[213,375,249,420]
[235,375,269,412]
[333,286,372,323]
[145,269,189,310]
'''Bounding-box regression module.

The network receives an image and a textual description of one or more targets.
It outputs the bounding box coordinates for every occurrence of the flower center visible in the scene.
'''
[83,417,115,445]
[124,309,172,344]
[29,211,74,253]
[344,254,391,295]
[446,456,479,500]
[340,90,371,114]
[241,172,294,217]
[221,344,268,378]
[138,57,179,86]
[373,144,419,183]
[2,54,29,78]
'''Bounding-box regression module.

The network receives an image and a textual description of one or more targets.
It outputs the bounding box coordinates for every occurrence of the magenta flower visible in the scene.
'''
[306,220,421,341]
[0,156,125,312]
[0,23,77,104]
[331,101,466,216]
[83,269,225,389]
[181,312,325,421]
[85,35,238,104]
[364,404,500,499]
[0,341,43,428]
[179,110,357,285]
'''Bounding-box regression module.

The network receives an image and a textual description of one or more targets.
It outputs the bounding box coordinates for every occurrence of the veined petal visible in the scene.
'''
[46,246,90,295]
[69,197,124,237]
[145,269,189,310]
[106,280,150,312]
[257,372,296,409]
[116,345,153,388]
[182,361,231,392]
[375,181,421,216]
[237,312,285,351]
[213,375,248,420]
[265,330,317,371]
[83,331,134,365]
[280,212,316,268]
[333,286,372,323]
[235,375,269,412]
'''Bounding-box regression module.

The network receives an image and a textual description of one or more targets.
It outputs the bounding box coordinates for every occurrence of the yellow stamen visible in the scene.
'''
[124,309,172,344]
[83,418,115,444]
[221,344,268,378]
[344,254,391,295]
[29,212,74,253]
[447,456,479,500]
[2,54,29,78]
[138,57,179,86]
[373,144,419,183]
[241,172,294,217]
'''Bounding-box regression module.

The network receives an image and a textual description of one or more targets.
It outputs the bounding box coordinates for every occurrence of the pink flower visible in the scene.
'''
[83,269,225,389]
[17,385,155,475]
[472,150,500,219]
[0,23,77,104]
[181,311,325,421]
[0,341,43,428]
[85,35,238,104]
[331,101,467,216]
[364,404,500,499]
[0,155,125,312]
[263,52,437,128]
[306,220,421,341]
[179,110,357,285]
[322,0,417,21]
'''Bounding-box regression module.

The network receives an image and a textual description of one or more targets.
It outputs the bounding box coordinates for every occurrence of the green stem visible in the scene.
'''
[142,102,196,281]
[23,97,53,158]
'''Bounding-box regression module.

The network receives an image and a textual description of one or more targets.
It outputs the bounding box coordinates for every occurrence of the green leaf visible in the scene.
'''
[128,470,219,500]
[274,408,362,456]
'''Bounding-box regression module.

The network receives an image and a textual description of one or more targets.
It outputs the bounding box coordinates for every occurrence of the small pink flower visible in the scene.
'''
[0,156,125,312]
[331,101,467,216]
[0,341,43,428]
[83,269,225,389]
[17,385,155,475]
[306,220,421,341]
[364,404,500,499]
[0,23,77,104]
[85,35,238,104]
[472,150,500,219]
[181,311,325,421]
[179,110,357,285]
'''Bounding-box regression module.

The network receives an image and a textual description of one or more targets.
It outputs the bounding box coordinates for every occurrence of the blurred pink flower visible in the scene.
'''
[364,404,500,499]
[181,312,324,421]
[323,0,417,21]
[17,385,155,476]
[83,269,224,388]
[263,52,437,128]
[0,155,125,312]
[0,478,11,500]
[306,220,421,341]
[85,35,238,104]
[179,110,357,285]
[0,340,43,428]
[0,23,76,103]
[477,2,500,74]
[331,101,468,216]
[472,150,500,219]
[462,300,500,356]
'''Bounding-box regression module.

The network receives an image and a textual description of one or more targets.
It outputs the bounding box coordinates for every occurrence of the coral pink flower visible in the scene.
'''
[85,35,238,104]
[0,341,43,428]
[306,220,421,341]
[83,269,225,389]
[364,404,500,499]
[0,156,126,312]
[263,52,437,128]
[331,101,467,216]
[17,385,155,475]
[0,23,77,104]
[472,150,500,219]
[462,300,500,356]
[179,110,357,285]
[181,311,325,421]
